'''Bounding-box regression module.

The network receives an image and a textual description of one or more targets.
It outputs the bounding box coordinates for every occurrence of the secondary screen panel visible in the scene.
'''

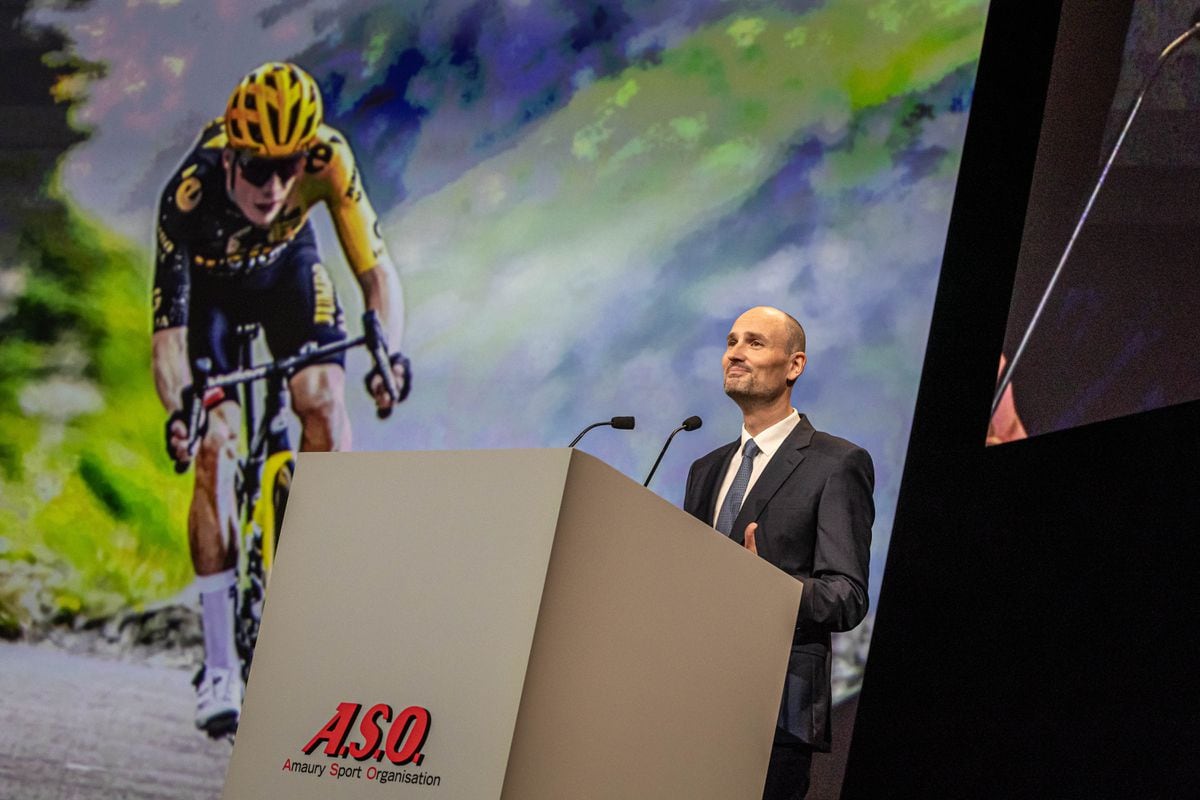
[989,0,1200,445]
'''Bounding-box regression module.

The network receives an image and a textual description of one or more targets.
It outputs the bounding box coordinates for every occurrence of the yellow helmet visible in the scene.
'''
[224,62,323,158]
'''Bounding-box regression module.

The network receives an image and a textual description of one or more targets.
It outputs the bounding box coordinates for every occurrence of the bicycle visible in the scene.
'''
[172,309,406,738]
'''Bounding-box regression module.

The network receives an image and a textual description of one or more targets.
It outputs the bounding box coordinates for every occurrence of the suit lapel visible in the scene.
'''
[695,441,739,524]
[729,415,815,547]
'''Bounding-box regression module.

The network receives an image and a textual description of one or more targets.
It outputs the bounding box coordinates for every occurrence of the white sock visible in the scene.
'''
[196,569,238,673]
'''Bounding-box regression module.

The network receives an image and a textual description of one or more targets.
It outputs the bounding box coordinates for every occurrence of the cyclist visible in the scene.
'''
[151,62,409,735]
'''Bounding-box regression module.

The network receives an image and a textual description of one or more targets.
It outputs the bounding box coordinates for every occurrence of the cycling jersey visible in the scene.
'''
[188,224,348,375]
[153,118,389,332]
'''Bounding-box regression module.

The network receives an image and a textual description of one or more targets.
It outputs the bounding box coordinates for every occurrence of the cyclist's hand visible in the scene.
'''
[165,383,218,470]
[366,352,412,418]
[165,411,193,467]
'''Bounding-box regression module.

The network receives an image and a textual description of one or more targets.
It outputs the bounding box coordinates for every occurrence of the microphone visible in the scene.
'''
[567,416,636,447]
[643,416,702,487]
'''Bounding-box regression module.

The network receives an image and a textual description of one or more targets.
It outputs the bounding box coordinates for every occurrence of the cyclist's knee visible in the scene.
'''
[294,395,345,443]
[291,368,345,428]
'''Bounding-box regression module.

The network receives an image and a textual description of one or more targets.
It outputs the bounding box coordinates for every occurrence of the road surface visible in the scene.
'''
[0,643,230,800]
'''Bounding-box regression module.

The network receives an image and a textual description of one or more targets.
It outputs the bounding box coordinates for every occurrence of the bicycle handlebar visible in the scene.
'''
[170,311,405,471]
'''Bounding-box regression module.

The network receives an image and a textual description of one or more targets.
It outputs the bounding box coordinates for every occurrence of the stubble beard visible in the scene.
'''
[725,370,791,415]
[724,375,767,404]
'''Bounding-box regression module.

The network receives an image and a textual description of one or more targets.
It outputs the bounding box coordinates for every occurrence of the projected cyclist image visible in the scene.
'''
[152,62,411,736]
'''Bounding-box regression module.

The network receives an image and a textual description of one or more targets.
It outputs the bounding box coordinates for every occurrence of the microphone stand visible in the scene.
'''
[568,422,610,448]
[644,417,701,487]
[568,416,635,447]
[991,20,1200,419]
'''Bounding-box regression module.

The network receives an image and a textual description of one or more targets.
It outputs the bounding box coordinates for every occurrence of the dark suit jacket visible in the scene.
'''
[684,414,873,751]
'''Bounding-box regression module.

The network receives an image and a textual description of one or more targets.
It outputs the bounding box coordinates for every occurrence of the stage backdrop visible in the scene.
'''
[0,0,987,797]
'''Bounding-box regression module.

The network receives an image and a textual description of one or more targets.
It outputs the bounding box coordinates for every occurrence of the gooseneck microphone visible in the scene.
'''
[643,416,702,487]
[991,13,1200,419]
[567,416,636,447]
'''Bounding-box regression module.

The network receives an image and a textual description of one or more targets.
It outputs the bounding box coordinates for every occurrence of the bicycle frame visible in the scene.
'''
[232,323,294,581]
[174,310,402,697]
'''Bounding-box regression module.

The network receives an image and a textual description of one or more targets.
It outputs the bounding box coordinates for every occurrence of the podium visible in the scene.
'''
[221,449,802,799]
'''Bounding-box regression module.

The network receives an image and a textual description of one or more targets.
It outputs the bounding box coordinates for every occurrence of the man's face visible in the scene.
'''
[223,150,303,227]
[722,307,806,404]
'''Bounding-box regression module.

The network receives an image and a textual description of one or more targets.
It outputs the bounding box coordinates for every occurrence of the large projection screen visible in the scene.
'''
[0,1,988,796]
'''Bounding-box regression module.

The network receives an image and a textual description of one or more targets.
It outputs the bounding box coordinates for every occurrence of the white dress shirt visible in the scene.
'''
[711,409,801,528]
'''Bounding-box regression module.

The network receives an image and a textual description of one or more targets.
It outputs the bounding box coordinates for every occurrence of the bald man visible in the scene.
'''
[683,306,874,800]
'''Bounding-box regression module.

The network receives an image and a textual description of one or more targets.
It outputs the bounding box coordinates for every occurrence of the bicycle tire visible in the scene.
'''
[236,451,293,683]
[271,457,293,553]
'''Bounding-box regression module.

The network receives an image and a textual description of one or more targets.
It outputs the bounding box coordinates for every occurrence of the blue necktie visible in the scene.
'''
[716,438,759,536]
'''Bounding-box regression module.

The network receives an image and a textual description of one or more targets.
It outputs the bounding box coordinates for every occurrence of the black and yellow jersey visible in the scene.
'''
[153,118,389,331]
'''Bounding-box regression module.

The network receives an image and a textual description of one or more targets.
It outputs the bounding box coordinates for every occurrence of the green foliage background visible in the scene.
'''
[0,12,191,636]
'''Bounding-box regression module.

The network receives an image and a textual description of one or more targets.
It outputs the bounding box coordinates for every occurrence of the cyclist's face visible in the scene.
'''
[223,150,300,227]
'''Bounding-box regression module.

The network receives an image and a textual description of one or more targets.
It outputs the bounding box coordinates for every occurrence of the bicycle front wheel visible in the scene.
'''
[257,451,294,578]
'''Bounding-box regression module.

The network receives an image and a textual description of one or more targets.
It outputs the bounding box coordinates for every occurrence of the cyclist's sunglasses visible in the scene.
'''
[235,153,305,187]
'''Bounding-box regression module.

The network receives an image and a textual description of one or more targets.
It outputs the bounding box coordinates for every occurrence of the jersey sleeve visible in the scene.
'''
[308,128,391,276]
[153,182,192,331]
[153,125,224,331]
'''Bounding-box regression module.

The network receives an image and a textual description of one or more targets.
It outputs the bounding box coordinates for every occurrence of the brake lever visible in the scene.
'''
[173,358,212,473]
[363,310,401,418]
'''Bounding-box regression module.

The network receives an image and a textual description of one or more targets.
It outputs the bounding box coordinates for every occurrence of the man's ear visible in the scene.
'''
[789,351,807,381]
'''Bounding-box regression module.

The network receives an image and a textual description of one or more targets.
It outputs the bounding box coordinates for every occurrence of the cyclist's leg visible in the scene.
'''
[191,400,243,704]
[187,282,246,732]
[290,364,351,451]
[189,400,241,575]
[258,227,351,452]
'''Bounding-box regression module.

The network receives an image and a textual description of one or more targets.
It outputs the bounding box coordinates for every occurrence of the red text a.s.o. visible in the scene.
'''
[303,702,431,767]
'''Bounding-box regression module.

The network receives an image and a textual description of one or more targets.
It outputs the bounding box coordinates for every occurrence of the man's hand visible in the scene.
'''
[165,384,220,469]
[743,522,759,555]
[987,354,1028,445]
[165,411,194,467]
[355,264,407,418]
[366,352,412,416]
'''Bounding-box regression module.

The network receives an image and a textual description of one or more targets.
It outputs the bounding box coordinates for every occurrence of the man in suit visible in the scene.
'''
[683,306,873,800]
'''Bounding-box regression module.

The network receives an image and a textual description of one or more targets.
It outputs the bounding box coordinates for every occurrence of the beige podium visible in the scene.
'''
[221,449,802,799]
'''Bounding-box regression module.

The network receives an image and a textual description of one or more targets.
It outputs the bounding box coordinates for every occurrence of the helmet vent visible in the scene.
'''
[266,106,280,143]
[287,102,300,142]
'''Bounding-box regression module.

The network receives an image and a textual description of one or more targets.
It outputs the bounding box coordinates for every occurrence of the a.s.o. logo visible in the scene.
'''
[303,702,431,767]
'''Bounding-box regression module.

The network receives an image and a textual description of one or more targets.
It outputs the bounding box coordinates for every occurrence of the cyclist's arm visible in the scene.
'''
[356,259,404,350]
[152,218,192,412]
[317,131,405,348]
[153,329,190,413]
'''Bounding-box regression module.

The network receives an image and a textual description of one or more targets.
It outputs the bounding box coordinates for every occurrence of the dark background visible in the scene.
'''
[845,1,1200,796]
